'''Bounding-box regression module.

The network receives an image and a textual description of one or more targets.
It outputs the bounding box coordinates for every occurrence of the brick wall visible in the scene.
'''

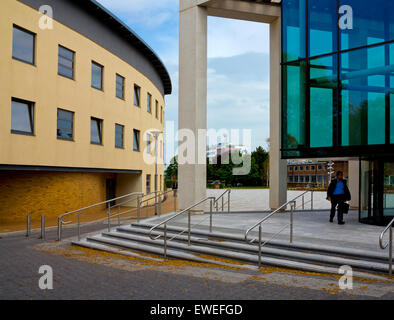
[0,171,114,225]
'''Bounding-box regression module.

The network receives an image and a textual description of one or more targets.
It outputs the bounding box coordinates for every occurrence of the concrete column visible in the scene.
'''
[348,160,360,209]
[269,17,287,210]
[178,4,207,210]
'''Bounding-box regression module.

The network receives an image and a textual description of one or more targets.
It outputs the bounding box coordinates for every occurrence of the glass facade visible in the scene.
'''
[282,0,394,158]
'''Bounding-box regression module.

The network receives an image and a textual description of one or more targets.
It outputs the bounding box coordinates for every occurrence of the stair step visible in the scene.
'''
[76,233,386,280]
[114,226,389,273]
[132,222,389,262]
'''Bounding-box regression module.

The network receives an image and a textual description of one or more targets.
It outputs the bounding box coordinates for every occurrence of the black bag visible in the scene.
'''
[343,202,350,214]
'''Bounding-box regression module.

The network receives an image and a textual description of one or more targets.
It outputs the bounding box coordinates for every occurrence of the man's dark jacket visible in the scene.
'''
[327,179,351,201]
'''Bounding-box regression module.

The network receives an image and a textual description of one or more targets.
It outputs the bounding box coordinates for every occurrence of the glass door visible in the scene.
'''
[383,162,394,219]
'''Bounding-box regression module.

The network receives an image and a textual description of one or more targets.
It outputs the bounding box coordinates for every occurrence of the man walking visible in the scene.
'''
[327,171,351,225]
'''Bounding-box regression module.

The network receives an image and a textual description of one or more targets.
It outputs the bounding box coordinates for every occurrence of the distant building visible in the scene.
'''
[207,143,249,162]
[287,160,348,188]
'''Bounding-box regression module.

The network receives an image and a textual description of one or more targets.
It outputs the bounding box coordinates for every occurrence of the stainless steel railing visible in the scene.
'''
[379,217,393,278]
[57,192,143,241]
[148,196,216,259]
[214,189,231,212]
[244,190,313,267]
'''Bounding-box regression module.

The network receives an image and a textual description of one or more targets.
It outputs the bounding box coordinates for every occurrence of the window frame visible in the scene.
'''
[116,74,125,100]
[155,100,158,119]
[10,98,35,136]
[58,45,75,80]
[147,93,152,113]
[91,61,104,91]
[134,84,141,107]
[133,129,140,152]
[90,117,103,145]
[115,123,124,149]
[57,108,74,141]
[12,25,36,66]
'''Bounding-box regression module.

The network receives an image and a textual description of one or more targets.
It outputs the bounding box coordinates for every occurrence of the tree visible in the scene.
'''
[165,156,178,181]
[251,146,269,186]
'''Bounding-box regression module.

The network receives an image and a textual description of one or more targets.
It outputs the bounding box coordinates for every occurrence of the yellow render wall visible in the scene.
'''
[0,0,165,195]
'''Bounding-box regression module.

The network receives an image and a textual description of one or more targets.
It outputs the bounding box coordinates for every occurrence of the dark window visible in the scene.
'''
[134,85,140,106]
[294,176,299,183]
[11,98,34,135]
[91,62,103,90]
[160,106,163,123]
[155,100,158,119]
[91,117,103,145]
[318,165,322,170]
[133,129,140,151]
[146,174,151,194]
[305,165,309,171]
[299,166,303,171]
[115,124,124,148]
[147,93,152,113]
[57,108,74,141]
[294,166,298,171]
[116,74,124,99]
[12,25,35,65]
[311,165,315,170]
[58,45,74,79]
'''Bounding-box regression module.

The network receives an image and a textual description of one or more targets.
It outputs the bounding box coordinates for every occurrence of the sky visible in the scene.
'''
[96,0,270,163]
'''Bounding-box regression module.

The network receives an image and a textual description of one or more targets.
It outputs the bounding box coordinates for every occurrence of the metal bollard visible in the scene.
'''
[290,203,294,243]
[40,215,46,240]
[258,225,262,268]
[57,217,62,241]
[107,206,111,232]
[26,213,31,237]
[118,206,121,226]
[228,191,230,213]
[311,191,314,210]
[77,213,81,241]
[163,223,167,260]
[210,199,213,233]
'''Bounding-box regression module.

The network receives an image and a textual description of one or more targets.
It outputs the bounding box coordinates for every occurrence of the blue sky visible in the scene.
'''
[97,0,270,162]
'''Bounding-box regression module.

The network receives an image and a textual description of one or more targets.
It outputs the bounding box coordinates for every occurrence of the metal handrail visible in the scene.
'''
[379,217,393,278]
[244,190,313,267]
[148,196,215,259]
[57,191,143,241]
[214,189,231,212]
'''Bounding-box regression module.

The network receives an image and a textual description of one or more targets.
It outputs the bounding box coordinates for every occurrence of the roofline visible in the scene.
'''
[80,0,172,95]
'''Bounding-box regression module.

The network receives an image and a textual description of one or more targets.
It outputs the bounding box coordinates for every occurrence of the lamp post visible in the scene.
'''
[150,130,162,216]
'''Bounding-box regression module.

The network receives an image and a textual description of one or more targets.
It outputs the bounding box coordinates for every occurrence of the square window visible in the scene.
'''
[133,129,140,151]
[116,74,125,99]
[91,62,103,90]
[58,45,74,79]
[12,25,35,65]
[11,98,34,135]
[91,117,103,145]
[134,85,141,106]
[57,108,74,141]
[147,93,152,113]
[115,124,124,148]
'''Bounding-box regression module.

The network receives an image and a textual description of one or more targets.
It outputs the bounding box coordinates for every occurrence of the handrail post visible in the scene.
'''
[210,199,213,233]
[77,213,81,241]
[137,196,141,221]
[188,210,191,246]
[311,190,314,210]
[258,224,262,268]
[302,195,304,210]
[40,215,46,240]
[26,213,31,237]
[389,226,392,278]
[107,206,111,232]
[173,189,177,212]
[228,190,230,213]
[57,217,62,241]
[159,193,162,216]
[221,196,224,211]
[118,205,121,226]
[164,223,167,259]
[216,199,218,212]
[290,203,294,243]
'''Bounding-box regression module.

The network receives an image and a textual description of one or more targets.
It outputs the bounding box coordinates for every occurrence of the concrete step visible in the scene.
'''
[132,222,389,262]
[114,225,389,273]
[73,232,387,280]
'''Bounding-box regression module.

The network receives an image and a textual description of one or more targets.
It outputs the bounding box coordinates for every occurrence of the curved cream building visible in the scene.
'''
[0,0,171,226]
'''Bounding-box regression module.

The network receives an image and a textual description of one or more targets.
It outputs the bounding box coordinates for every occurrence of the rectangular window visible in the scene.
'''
[58,45,75,79]
[134,85,140,106]
[57,108,74,141]
[116,74,125,99]
[12,25,35,65]
[160,106,163,123]
[91,61,103,90]
[146,174,151,194]
[146,133,151,153]
[133,129,140,151]
[11,98,34,135]
[115,124,124,148]
[91,117,103,145]
[155,100,158,119]
[147,93,152,113]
